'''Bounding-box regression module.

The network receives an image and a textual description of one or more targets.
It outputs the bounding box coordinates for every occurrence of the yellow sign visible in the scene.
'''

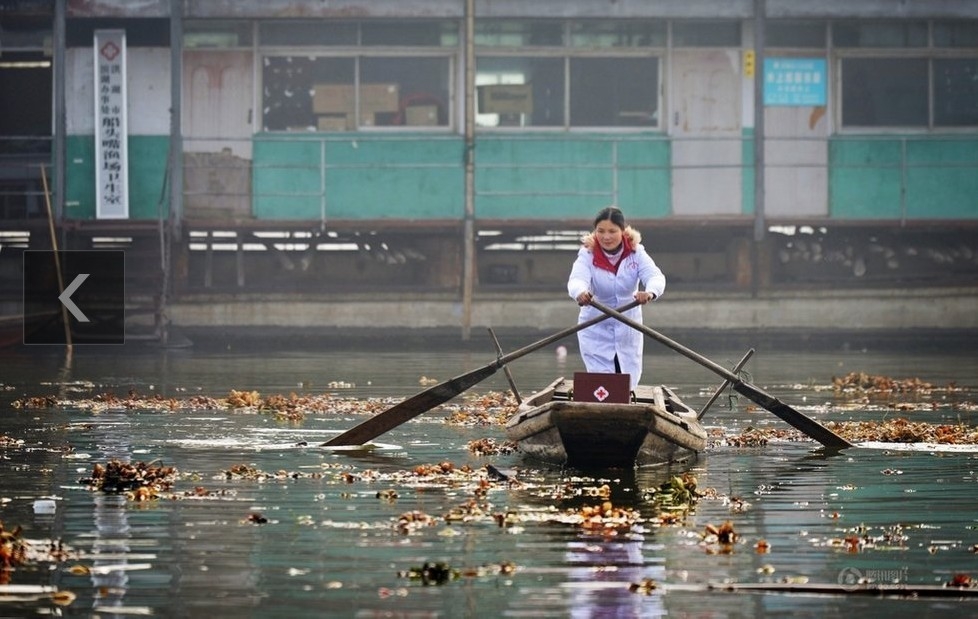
[743,50,756,77]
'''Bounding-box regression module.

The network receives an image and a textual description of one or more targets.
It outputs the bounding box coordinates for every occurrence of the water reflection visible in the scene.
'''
[89,412,133,615]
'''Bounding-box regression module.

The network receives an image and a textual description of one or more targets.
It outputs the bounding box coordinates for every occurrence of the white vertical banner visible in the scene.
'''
[94,29,129,219]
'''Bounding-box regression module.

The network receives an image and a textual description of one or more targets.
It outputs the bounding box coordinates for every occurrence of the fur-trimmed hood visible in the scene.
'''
[581,225,642,250]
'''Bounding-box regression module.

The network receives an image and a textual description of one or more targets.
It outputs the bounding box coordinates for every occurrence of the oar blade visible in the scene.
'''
[322,362,500,446]
[732,382,851,449]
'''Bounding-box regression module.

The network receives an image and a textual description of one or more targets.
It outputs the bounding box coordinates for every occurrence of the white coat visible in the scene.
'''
[566,227,665,388]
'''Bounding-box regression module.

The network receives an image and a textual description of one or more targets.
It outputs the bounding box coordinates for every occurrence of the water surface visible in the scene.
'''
[1,337,977,617]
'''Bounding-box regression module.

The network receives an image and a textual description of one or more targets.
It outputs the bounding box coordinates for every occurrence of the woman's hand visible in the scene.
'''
[634,291,656,304]
[576,291,593,306]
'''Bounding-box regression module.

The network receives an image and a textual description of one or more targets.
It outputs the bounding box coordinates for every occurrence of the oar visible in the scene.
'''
[322,300,641,446]
[588,300,851,449]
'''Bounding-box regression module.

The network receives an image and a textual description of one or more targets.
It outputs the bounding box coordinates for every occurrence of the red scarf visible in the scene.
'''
[592,236,633,274]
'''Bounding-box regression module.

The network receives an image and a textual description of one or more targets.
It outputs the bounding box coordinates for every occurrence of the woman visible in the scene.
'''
[567,206,665,389]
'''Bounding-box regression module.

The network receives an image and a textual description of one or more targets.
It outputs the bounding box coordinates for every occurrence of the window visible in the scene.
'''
[476,19,663,130]
[841,58,928,127]
[837,21,978,129]
[833,22,927,48]
[475,21,563,47]
[361,21,457,47]
[258,20,454,132]
[766,21,826,49]
[476,57,564,127]
[259,21,355,46]
[263,57,351,131]
[934,21,978,48]
[569,20,666,48]
[361,57,451,127]
[184,20,253,48]
[570,58,658,126]
[672,21,741,47]
[934,58,978,127]
[0,16,51,50]
[262,56,450,131]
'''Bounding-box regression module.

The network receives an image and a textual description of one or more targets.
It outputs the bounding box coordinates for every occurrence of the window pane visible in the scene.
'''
[766,21,826,49]
[476,57,564,127]
[569,20,666,48]
[833,22,927,48]
[259,21,357,46]
[0,17,51,50]
[360,57,451,126]
[934,21,978,48]
[264,56,354,131]
[475,21,564,47]
[570,57,658,127]
[672,21,741,47]
[185,20,253,48]
[841,58,927,127]
[263,56,451,130]
[361,21,458,46]
[934,58,978,127]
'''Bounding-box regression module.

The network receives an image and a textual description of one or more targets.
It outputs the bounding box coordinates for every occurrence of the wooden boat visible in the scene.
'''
[505,377,706,469]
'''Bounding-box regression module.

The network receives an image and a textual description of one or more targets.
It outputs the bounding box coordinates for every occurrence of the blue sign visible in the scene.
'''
[763,58,827,106]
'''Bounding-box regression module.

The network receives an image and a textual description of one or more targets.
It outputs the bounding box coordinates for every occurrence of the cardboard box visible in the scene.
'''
[313,84,354,114]
[405,105,438,126]
[360,83,399,113]
[317,114,350,131]
[312,83,399,115]
[479,84,533,114]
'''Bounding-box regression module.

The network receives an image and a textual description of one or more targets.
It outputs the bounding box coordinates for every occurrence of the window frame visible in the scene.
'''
[256,20,457,133]
[832,21,978,134]
[475,20,665,132]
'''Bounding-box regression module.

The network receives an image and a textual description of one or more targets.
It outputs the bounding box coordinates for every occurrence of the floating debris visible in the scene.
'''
[562,501,643,534]
[79,459,178,498]
[397,560,516,585]
[833,372,937,394]
[0,521,79,587]
[396,511,438,534]
[51,589,77,606]
[0,434,24,448]
[629,578,659,594]
[220,463,324,482]
[832,418,978,444]
[10,395,58,409]
[702,520,738,546]
[375,489,399,502]
[717,418,978,447]
[399,561,457,585]
[648,473,700,517]
[947,573,975,588]
[0,521,28,583]
[466,437,517,456]
[227,389,261,408]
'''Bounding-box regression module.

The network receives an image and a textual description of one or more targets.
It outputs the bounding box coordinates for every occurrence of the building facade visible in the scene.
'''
[1,0,977,336]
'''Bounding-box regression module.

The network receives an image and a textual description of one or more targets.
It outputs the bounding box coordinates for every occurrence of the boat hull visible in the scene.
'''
[505,381,706,469]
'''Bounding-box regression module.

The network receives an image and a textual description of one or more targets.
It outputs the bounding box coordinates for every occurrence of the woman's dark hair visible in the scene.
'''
[593,206,626,230]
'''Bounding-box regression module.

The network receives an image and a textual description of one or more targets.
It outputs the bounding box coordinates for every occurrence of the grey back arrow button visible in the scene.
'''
[59,274,91,323]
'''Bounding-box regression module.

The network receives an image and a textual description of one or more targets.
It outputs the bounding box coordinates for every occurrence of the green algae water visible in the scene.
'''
[1,337,977,617]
